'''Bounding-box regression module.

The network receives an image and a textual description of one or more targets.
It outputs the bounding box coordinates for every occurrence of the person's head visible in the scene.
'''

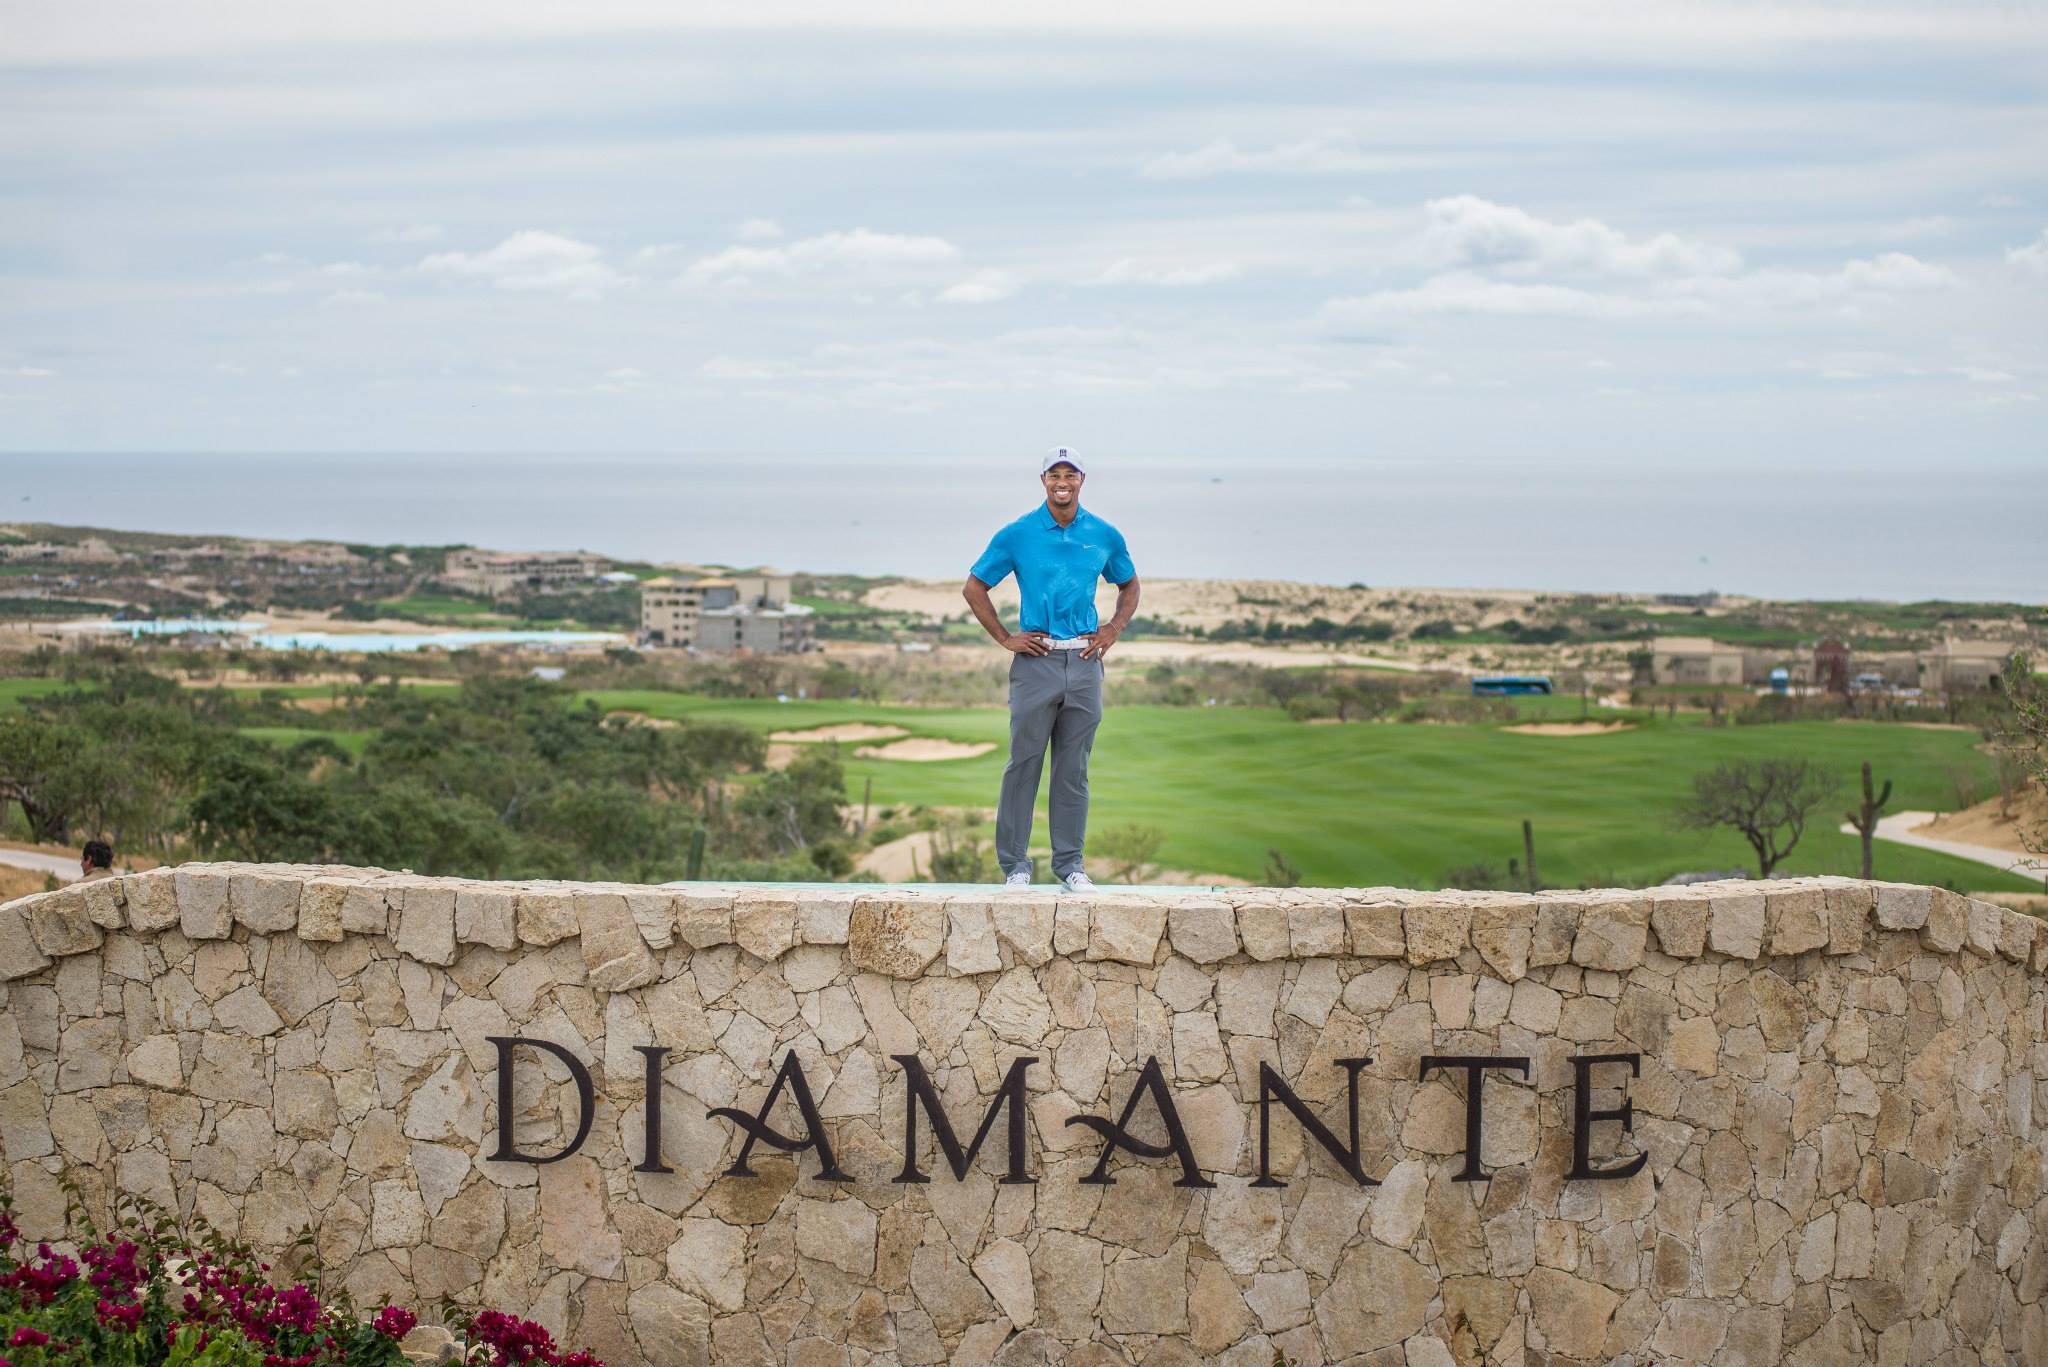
[1040,446,1085,511]
[81,839,112,872]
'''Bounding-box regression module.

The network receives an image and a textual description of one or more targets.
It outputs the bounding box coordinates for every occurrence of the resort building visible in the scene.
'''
[638,570,812,654]
[441,548,609,597]
[1918,638,2019,691]
[1648,635,1747,686]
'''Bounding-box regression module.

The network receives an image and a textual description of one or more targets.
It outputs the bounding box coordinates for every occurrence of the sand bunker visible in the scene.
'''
[1501,721,1636,737]
[769,723,909,744]
[854,738,997,762]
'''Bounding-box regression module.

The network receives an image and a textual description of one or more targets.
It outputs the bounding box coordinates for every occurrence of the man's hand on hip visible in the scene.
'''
[1004,631,1053,656]
[1081,625,1120,660]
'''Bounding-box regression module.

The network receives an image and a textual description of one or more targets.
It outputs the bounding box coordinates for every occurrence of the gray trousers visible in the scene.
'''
[996,651,1104,881]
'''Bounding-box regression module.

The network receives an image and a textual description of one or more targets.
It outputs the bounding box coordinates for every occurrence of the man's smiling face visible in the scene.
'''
[1041,462,1083,509]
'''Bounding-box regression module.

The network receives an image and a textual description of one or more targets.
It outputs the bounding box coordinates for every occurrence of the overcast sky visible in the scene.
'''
[2,1,2044,469]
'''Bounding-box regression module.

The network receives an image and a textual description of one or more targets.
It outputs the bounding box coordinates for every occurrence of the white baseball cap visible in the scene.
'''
[1041,446,1086,475]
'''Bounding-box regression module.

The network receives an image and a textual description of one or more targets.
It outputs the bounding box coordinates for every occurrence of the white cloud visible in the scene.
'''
[627,242,690,269]
[368,223,442,245]
[1141,131,1383,180]
[938,269,1020,304]
[1887,215,1958,241]
[734,218,785,242]
[320,289,385,308]
[1092,258,1241,287]
[0,365,55,377]
[2006,228,2048,275]
[1320,273,1708,325]
[1418,195,1742,277]
[682,228,960,285]
[419,230,624,299]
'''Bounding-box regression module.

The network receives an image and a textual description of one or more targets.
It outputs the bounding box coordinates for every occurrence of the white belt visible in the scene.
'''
[1046,636,1095,650]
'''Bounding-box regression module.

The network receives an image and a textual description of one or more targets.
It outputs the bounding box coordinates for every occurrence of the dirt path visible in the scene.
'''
[1842,811,2047,880]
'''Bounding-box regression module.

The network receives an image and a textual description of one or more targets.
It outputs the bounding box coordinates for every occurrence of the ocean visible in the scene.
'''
[0,452,2039,604]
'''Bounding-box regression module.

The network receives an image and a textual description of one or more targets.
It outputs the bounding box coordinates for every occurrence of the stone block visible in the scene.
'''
[1708,892,1765,959]
[1345,901,1406,959]
[1571,897,1647,971]
[229,873,301,932]
[1404,903,1470,965]
[1052,897,1090,955]
[848,895,946,978]
[175,868,232,940]
[945,899,1002,975]
[1287,902,1345,957]
[515,889,578,947]
[297,879,349,942]
[77,877,126,929]
[1531,902,1578,966]
[990,895,1056,966]
[1964,899,2002,959]
[26,888,101,957]
[121,871,179,932]
[1996,909,2038,964]
[339,883,389,935]
[1474,901,1540,979]
[1764,884,1829,956]
[1920,888,1968,953]
[0,904,51,980]
[677,889,734,948]
[796,892,854,945]
[1086,897,1166,965]
[623,890,677,950]
[1236,900,1290,961]
[394,885,458,966]
[1168,898,1238,964]
[579,892,658,991]
[732,893,799,962]
[1648,889,1710,958]
[454,887,518,950]
[1824,884,1871,954]
[1874,883,1931,930]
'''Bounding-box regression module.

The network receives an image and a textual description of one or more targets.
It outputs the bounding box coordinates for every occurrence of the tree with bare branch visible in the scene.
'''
[1998,649,2046,856]
[1843,760,1892,880]
[1675,757,1838,878]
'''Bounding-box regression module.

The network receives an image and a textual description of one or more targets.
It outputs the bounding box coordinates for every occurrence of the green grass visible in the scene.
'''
[375,593,518,625]
[584,689,2037,892]
[0,678,76,711]
[239,726,373,757]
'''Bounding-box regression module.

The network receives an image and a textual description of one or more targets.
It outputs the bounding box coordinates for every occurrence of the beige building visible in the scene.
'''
[441,549,608,598]
[639,577,706,649]
[1918,639,2020,691]
[1649,635,1747,686]
[638,570,811,653]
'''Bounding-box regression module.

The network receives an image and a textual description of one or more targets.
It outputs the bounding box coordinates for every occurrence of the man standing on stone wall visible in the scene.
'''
[963,447,1140,892]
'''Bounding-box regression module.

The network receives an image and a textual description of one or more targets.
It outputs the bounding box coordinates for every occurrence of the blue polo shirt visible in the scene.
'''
[970,504,1137,638]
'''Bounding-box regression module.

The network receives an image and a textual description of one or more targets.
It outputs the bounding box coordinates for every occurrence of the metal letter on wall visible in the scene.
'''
[484,1035,596,1164]
[1252,1058,1376,1188]
[892,1055,1038,1185]
[1568,1052,1649,1180]
[1066,1055,1217,1188]
[633,1045,672,1174]
[1417,1054,1532,1182]
[708,1051,852,1182]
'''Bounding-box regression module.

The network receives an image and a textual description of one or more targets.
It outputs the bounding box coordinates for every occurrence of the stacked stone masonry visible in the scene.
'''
[2,866,2046,1366]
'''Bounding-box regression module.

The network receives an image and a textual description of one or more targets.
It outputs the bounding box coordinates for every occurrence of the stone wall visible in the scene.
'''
[1,867,2045,1366]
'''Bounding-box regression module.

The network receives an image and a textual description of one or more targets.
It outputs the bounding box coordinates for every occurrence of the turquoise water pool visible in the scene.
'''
[58,619,624,653]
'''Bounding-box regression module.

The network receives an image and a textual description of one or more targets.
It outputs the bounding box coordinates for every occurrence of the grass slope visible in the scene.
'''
[586,690,2038,892]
